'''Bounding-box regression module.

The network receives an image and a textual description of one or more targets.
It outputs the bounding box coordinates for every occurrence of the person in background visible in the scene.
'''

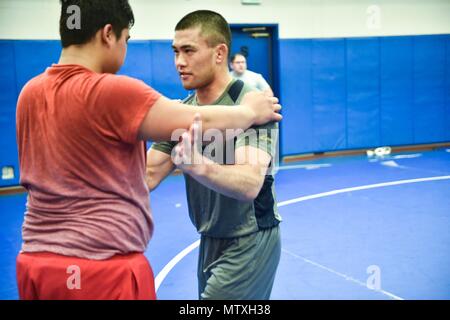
[230,52,274,96]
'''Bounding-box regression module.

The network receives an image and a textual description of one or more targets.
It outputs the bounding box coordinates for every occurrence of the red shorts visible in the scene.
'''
[16,252,156,300]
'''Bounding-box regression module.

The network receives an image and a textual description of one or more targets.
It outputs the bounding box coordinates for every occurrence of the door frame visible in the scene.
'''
[229,23,282,162]
[229,24,280,99]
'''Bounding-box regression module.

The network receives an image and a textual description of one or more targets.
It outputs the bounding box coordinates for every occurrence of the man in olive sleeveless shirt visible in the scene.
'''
[147,10,281,300]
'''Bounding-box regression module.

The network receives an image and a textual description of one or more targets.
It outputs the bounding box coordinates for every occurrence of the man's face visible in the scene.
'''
[104,28,130,74]
[230,54,247,75]
[172,27,217,90]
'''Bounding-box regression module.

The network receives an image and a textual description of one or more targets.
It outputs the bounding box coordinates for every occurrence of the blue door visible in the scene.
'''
[230,25,275,88]
[230,25,282,161]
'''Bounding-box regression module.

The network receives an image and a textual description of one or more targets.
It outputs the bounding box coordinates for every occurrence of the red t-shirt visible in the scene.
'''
[16,64,161,260]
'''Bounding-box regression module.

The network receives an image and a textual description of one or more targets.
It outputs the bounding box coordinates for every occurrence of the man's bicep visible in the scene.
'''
[138,96,195,142]
[235,123,278,159]
[235,145,272,170]
[146,147,176,190]
[147,147,174,167]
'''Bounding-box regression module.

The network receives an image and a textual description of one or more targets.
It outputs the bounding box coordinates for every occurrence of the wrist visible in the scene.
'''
[181,153,203,175]
[183,163,204,178]
[189,155,213,178]
[240,104,256,126]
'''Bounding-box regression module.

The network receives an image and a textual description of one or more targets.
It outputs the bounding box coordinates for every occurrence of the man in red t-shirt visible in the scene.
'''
[15,0,281,300]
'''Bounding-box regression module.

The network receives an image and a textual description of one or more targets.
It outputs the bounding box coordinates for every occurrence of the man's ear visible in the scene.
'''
[100,24,115,47]
[215,44,228,64]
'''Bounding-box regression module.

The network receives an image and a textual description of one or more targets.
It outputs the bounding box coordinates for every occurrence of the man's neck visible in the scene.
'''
[196,72,233,105]
[58,45,103,73]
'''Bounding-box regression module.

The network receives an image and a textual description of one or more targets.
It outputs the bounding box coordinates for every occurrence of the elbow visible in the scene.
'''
[242,181,264,202]
[146,177,159,192]
[146,170,161,192]
[242,190,259,202]
[239,170,266,202]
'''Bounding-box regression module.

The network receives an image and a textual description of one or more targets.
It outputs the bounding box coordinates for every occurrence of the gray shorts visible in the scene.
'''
[198,225,281,300]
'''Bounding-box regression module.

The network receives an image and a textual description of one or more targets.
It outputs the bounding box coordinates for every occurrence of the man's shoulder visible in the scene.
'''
[103,73,145,87]
[237,80,259,100]
[96,74,160,99]
[18,72,48,99]
[244,69,262,78]
[234,82,277,131]
[241,80,257,92]
[22,72,44,88]
[182,93,196,105]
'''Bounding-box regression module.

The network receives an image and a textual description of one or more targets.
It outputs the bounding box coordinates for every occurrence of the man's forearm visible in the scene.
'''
[146,165,174,191]
[197,106,253,133]
[146,149,176,191]
[139,93,281,142]
[183,156,264,202]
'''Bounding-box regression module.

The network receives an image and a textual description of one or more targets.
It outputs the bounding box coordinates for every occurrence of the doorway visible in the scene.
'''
[229,24,280,98]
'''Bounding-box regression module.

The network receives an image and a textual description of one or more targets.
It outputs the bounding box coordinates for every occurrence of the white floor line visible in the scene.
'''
[380,160,402,168]
[277,175,450,207]
[277,163,332,171]
[282,248,404,300]
[391,153,422,159]
[155,175,450,295]
[154,239,200,292]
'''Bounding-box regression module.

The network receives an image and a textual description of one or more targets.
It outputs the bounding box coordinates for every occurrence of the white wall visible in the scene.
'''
[1,0,450,40]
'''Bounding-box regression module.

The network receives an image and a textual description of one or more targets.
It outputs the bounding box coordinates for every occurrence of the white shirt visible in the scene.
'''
[230,70,271,92]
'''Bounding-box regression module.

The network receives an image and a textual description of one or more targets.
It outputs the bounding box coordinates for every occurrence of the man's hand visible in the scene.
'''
[172,114,272,202]
[241,91,282,126]
[173,113,204,175]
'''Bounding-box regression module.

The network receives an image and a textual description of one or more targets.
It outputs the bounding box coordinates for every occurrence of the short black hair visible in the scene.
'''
[175,10,231,57]
[59,0,134,48]
[230,52,246,63]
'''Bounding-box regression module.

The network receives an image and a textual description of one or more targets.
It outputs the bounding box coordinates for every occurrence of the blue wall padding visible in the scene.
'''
[445,35,450,141]
[412,35,447,144]
[117,40,188,99]
[118,41,153,85]
[279,34,450,156]
[14,41,62,93]
[279,39,313,155]
[1,34,450,186]
[311,39,347,151]
[346,38,380,149]
[150,41,188,99]
[379,36,414,146]
[0,41,19,186]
